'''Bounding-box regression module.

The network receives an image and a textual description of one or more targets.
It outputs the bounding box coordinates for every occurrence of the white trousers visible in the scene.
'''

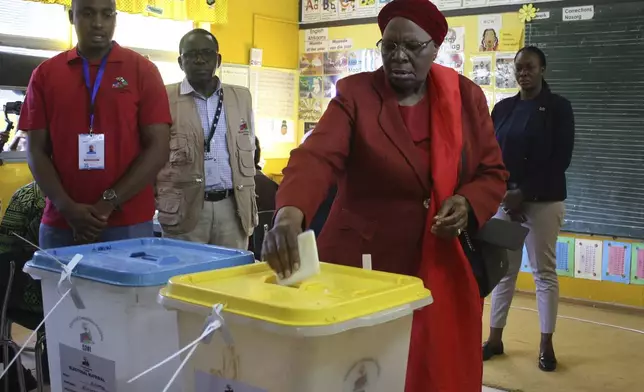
[489,202,565,334]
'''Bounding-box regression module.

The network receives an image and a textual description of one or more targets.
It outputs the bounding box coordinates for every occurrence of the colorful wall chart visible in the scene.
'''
[601,241,631,284]
[556,236,575,277]
[631,243,644,286]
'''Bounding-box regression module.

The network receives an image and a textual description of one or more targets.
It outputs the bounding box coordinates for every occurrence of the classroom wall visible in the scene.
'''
[296,13,525,162]
[212,0,299,69]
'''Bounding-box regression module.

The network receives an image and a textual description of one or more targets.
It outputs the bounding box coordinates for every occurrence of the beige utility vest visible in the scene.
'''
[155,83,258,236]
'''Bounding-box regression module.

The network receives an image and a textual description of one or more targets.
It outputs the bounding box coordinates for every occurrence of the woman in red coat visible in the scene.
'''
[262,0,507,390]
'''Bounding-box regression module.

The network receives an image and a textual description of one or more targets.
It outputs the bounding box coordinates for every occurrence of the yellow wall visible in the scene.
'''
[212,0,299,69]
[0,162,33,219]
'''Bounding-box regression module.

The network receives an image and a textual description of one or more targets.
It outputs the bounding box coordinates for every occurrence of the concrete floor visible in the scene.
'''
[482,294,644,392]
[7,293,644,392]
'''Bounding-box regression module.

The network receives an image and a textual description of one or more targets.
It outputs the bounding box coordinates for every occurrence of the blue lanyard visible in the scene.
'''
[82,52,110,134]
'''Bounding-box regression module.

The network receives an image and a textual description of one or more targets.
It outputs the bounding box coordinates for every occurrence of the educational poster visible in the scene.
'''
[324,51,349,75]
[338,0,356,19]
[574,239,603,280]
[249,68,297,152]
[348,50,365,73]
[301,0,321,23]
[556,237,575,277]
[324,75,342,97]
[300,53,324,76]
[354,0,377,18]
[299,76,324,99]
[478,14,502,52]
[602,241,631,284]
[257,118,296,143]
[321,0,339,21]
[442,27,465,53]
[630,243,644,285]
[470,55,492,86]
[304,28,329,54]
[436,52,465,74]
[304,122,317,137]
[499,27,523,52]
[495,52,518,89]
[299,98,323,121]
[220,65,250,88]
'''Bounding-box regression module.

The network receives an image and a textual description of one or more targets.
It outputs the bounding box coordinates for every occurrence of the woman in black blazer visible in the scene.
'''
[483,46,575,372]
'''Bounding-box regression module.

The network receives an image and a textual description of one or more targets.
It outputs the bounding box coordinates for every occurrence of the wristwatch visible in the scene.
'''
[102,189,119,209]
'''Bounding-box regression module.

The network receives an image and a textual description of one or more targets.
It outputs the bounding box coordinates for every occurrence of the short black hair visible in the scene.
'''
[179,28,219,54]
[515,45,547,67]
[254,137,261,170]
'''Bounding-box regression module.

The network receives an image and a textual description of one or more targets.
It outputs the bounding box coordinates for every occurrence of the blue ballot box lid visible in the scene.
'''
[27,238,255,287]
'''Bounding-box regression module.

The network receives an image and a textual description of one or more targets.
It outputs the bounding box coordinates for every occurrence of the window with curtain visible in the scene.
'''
[0,0,69,43]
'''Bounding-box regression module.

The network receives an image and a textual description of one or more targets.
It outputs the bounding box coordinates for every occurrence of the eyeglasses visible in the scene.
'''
[376,39,434,56]
[181,49,218,61]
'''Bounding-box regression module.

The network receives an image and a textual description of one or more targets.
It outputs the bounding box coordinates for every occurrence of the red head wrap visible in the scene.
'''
[377,0,449,46]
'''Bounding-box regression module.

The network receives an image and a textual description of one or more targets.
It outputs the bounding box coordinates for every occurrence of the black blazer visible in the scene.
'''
[492,83,575,202]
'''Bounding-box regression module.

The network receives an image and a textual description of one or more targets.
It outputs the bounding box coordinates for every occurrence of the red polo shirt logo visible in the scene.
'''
[18,43,172,228]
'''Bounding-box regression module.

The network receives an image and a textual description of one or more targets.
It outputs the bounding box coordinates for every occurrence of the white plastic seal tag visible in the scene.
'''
[128,304,232,392]
[57,253,85,309]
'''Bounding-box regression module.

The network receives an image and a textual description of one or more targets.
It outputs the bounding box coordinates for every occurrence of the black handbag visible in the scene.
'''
[459,217,529,297]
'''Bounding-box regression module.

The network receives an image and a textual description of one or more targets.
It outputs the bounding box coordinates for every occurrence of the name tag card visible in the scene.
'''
[78,134,105,170]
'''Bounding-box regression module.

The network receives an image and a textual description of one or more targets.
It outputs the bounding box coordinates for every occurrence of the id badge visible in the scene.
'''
[204,159,219,187]
[78,134,105,170]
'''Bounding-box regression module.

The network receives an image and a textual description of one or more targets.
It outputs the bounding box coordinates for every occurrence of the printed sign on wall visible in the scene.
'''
[574,239,603,280]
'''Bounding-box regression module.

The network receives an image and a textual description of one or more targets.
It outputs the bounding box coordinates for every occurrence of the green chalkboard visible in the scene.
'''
[525,2,644,239]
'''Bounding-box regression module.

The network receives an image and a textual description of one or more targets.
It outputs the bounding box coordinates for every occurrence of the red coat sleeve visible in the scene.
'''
[456,86,508,228]
[276,80,354,226]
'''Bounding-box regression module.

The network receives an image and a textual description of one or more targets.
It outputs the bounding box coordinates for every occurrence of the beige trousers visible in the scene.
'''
[164,197,249,250]
[489,202,565,334]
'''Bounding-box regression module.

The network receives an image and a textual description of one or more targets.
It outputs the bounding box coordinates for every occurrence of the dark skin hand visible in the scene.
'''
[502,189,524,211]
[27,130,108,242]
[431,194,470,238]
[262,206,303,279]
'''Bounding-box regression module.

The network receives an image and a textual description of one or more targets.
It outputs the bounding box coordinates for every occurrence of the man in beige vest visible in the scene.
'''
[156,29,257,249]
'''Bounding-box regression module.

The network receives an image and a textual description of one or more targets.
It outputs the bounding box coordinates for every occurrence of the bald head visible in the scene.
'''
[69,0,116,59]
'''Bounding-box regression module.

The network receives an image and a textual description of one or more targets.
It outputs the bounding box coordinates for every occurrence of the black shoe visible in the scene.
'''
[538,353,557,372]
[482,341,504,361]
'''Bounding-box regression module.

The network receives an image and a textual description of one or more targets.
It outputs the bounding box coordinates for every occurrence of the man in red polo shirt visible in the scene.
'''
[19,0,171,249]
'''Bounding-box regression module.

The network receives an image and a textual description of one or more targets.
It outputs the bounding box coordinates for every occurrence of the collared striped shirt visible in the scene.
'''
[180,78,233,191]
